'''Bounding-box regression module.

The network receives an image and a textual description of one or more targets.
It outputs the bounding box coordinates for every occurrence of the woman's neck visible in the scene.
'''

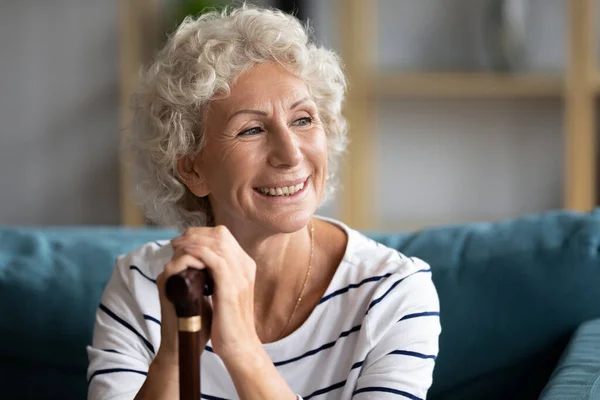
[214,217,313,302]
[243,223,312,290]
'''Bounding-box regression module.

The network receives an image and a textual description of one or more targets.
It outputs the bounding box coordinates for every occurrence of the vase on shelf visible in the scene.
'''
[477,0,531,72]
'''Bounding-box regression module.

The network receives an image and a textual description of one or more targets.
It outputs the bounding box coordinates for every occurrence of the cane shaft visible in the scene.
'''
[178,329,201,400]
[165,268,213,400]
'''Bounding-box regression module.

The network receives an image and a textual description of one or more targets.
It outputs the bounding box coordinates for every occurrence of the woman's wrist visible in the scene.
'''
[134,355,179,400]
[153,347,179,369]
[223,341,296,400]
[149,353,179,381]
[219,334,263,370]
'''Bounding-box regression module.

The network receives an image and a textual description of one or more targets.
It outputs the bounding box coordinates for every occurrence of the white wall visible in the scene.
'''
[0,0,571,228]
[308,0,566,230]
[0,0,120,225]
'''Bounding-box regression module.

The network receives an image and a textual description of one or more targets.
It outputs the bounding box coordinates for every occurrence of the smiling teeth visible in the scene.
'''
[258,182,304,196]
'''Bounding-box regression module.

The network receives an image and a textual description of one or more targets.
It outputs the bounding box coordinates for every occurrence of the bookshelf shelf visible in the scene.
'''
[373,72,563,99]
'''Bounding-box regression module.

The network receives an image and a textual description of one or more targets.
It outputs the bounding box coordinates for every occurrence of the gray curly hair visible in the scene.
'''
[128,4,348,230]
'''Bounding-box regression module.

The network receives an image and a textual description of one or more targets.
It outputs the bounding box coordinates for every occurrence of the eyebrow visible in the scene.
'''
[227,97,310,122]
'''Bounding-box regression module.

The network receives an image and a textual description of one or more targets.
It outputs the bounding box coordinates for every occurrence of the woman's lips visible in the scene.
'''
[253,177,309,200]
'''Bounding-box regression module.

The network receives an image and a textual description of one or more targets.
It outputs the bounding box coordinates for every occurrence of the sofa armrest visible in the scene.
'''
[539,318,600,399]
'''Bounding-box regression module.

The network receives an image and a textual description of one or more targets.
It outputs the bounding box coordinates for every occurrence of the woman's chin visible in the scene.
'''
[257,211,315,234]
[248,188,320,233]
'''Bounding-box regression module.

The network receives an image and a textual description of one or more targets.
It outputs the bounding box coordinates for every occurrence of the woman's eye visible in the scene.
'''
[238,127,263,136]
[292,117,312,127]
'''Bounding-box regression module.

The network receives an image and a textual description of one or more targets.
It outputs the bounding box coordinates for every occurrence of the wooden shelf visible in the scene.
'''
[374,72,564,99]
[118,0,161,226]
[591,73,600,93]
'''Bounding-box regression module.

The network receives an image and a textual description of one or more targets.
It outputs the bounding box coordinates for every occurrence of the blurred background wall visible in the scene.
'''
[0,0,592,229]
[0,0,121,225]
[308,0,565,230]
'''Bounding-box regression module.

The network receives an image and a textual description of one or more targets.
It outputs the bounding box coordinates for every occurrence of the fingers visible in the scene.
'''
[168,225,255,303]
[171,225,234,256]
[163,253,206,281]
[182,244,254,297]
[181,245,227,287]
[179,225,231,240]
[171,233,218,250]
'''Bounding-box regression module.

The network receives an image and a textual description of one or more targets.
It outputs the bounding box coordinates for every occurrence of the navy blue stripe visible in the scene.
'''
[319,274,393,305]
[304,380,346,399]
[99,303,155,354]
[143,314,161,325]
[88,368,147,384]
[348,349,435,374]
[366,269,431,314]
[154,241,163,247]
[273,324,362,367]
[389,349,437,360]
[100,349,123,355]
[201,394,231,400]
[202,327,362,367]
[398,311,440,322]
[202,327,362,370]
[353,387,422,400]
[130,265,157,284]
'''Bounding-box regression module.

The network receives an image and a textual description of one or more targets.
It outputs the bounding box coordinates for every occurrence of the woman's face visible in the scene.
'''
[187,62,328,234]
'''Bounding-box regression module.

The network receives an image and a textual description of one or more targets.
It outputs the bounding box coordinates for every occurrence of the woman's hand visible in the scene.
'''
[154,245,213,367]
[149,225,297,400]
[167,225,260,365]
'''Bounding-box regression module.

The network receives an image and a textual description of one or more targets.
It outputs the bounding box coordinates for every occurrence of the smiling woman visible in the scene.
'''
[128,6,347,231]
[87,4,441,400]
[175,62,328,235]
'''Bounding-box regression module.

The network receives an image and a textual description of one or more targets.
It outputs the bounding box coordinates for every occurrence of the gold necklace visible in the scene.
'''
[277,219,314,340]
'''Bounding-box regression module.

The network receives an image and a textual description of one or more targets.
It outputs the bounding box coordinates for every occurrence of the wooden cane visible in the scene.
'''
[165,268,213,400]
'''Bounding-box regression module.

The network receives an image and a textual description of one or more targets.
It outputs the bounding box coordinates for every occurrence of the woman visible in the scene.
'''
[87,5,440,400]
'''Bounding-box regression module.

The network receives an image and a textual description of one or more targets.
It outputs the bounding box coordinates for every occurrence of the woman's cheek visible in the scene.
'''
[308,127,328,154]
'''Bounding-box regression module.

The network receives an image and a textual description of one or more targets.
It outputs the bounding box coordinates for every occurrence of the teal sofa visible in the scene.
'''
[1,210,599,399]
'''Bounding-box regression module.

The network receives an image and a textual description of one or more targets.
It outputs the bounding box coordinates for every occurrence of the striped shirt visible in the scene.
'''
[87,218,441,399]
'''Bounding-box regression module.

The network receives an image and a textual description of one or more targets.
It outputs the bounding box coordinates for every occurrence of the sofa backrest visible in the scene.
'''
[371,209,600,399]
[0,227,178,399]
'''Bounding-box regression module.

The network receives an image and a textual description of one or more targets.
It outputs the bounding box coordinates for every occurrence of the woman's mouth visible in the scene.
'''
[253,178,308,198]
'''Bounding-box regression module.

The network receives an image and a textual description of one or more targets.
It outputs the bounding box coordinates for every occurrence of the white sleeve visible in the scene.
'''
[87,254,157,400]
[353,260,441,400]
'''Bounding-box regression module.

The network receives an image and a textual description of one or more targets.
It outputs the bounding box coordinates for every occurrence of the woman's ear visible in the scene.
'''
[176,156,210,197]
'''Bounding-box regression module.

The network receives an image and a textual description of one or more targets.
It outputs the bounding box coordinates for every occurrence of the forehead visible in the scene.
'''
[213,63,310,113]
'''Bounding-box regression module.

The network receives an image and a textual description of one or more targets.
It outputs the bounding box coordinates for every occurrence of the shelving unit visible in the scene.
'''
[338,0,600,230]
[565,0,597,213]
[118,0,600,229]
[118,0,161,226]
[374,73,563,99]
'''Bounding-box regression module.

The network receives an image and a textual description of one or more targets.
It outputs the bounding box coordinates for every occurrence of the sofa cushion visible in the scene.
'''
[0,226,177,398]
[370,209,600,400]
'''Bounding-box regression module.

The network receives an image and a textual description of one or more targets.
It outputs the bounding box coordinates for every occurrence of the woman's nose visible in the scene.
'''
[267,124,303,169]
